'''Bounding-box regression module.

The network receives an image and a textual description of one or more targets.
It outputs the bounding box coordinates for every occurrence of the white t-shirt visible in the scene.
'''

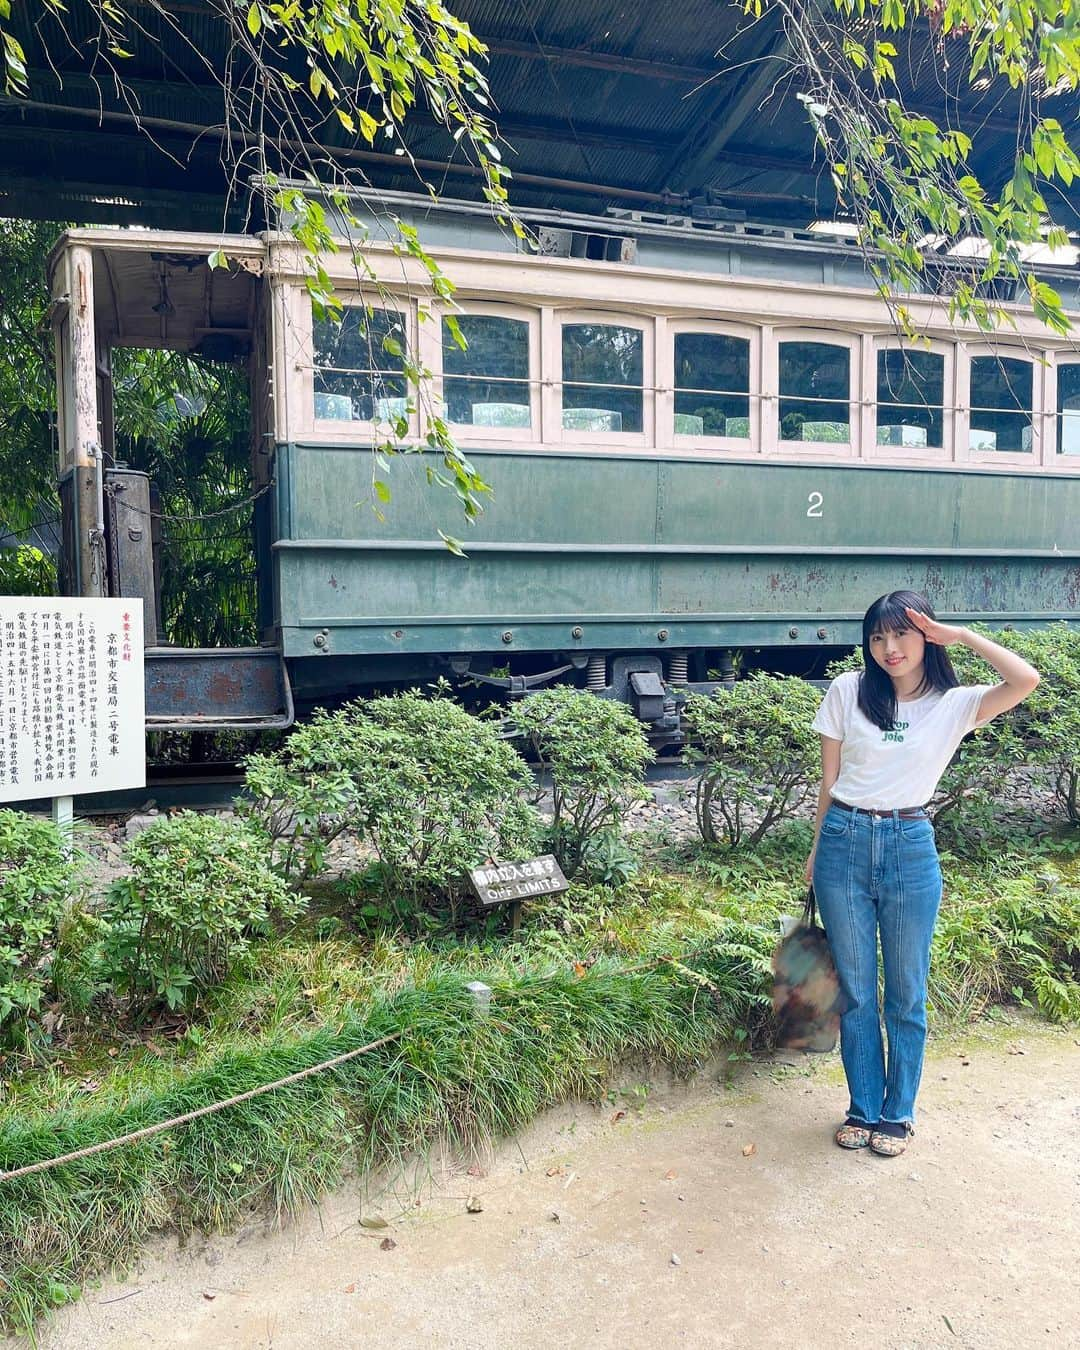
[812,670,993,810]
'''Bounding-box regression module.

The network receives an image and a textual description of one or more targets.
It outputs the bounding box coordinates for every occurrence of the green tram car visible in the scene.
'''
[47,192,1080,735]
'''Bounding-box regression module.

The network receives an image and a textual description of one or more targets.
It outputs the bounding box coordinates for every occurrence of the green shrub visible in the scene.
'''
[245,690,542,905]
[241,707,366,882]
[0,810,81,1045]
[511,687,653,877]
[0,545,55,597]
[932,864,1080,1021]
[102,812,306,1014]
[581,829,639,888]
[683,674,822,849]
[991,625,1080,825]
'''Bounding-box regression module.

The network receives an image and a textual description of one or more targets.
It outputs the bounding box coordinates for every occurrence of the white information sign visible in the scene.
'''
[0,597,146,803]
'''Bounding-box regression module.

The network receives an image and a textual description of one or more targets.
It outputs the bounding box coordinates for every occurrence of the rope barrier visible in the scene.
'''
[0,1030,402,1184]
[0,952,728,1184]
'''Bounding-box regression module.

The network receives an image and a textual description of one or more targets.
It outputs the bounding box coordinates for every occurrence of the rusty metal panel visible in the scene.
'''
[144,647,293,729]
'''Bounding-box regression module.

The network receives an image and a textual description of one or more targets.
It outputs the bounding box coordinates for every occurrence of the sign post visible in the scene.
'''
[468,854,570,932]
[0,598,146,820]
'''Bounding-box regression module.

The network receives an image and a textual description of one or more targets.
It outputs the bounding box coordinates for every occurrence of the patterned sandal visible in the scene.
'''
[869,1123,913,1157]
[835,1120,874,1150]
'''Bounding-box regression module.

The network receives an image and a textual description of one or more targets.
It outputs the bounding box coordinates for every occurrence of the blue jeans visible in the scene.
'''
[812,803,942,1129]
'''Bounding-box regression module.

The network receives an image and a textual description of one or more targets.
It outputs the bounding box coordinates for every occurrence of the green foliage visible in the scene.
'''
[0,810,81,1045]
[931,863,1080,1022]
[783,0,1080,335]
[101,813,306,1015]
[511,687,653,877]
[244,690,542,903]
[0,219,62,545]
[683,674,822,849]
[0,825,1076,1333]
[581,829,640,888]
[990,625,1080,824]
[0,936,757,1333]
[0,545,55,597]
[110,349,257,647]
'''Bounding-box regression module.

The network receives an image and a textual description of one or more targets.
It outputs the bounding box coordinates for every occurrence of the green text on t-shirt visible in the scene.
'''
[883,720,910,744]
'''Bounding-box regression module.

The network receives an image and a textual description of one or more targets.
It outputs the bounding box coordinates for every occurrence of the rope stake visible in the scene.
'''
[0,1030,402,1184]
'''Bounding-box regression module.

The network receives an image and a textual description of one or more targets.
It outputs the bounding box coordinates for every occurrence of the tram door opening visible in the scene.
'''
[51,237,270,651]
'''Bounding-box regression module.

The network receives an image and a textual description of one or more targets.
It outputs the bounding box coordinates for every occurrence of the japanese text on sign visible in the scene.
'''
[468,854,569,907]
[0,598,145,803]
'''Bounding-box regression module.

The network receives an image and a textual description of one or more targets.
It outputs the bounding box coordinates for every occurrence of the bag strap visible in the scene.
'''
[803,884,818,928]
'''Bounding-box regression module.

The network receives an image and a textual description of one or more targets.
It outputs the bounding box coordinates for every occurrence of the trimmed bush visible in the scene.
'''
[683,674,822,849]
[0,810,81,1045]
[244,690,542,904]
[511,687,653,877]
[241,707,368,882]
[990,625,1080,825]
[102,812,306,1014]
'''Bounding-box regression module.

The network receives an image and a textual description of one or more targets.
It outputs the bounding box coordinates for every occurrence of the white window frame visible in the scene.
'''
[768,328,860,458]
[554,309,654,448]
[662,319,760,453]
[959,343,1042,467]
[426,300,540,443]
[1049,355,1080,462]
[299,292,419,444]
[869,338,954,463]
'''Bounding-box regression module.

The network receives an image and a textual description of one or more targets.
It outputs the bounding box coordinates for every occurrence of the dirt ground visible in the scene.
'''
[24,1018,1080,1350]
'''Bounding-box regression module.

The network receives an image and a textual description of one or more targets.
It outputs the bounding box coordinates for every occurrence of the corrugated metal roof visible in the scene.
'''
[0,0,1074,232]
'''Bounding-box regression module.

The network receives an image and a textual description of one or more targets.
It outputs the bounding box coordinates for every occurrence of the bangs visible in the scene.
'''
[866,593,918,637]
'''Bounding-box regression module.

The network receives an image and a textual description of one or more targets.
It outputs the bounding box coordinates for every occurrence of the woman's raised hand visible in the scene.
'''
[904,607,969,647]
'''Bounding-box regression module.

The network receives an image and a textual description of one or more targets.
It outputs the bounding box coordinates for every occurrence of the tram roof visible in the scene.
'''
[2,0,1078,234]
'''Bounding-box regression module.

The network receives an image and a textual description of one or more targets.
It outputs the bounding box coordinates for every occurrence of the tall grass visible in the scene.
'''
[2,838,1077,1334]
[0,937,770,1333]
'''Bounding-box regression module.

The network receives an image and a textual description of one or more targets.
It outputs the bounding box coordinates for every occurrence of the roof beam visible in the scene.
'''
[483,38,714,84]
[9,79,827,173]
[652,18,796,194]
[17,67,669,157]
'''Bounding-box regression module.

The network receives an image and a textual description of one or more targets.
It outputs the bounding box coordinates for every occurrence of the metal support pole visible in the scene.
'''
[51,795,74,856]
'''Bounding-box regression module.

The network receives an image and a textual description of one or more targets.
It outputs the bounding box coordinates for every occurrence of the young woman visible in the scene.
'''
[805,590,1039,1157]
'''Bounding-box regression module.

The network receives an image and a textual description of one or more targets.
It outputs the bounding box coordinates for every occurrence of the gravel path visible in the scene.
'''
[24,1019,1080,1350]
[71,762,1064,883]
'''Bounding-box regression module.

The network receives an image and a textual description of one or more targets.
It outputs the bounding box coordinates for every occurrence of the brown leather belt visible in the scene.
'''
[832,800,928,820]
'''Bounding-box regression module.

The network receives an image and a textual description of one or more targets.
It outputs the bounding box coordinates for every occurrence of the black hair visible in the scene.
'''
[857,590,959,731]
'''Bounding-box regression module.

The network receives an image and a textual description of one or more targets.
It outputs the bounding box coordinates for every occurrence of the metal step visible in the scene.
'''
[144,646,293,730]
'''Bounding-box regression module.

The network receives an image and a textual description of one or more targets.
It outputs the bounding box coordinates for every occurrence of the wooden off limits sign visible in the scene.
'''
[468,854,569,931]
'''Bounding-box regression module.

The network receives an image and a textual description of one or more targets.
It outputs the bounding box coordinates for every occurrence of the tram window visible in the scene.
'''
[673,333,750,438]
[969,356,1033,453]
[442,314,531,427]
[1058,364,1080,454]
[876,349,945,449]
[312,305,407,423]
[561,323,643,433]
[778,341,850,443]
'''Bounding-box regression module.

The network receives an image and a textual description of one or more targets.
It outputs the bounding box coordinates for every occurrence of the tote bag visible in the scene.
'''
[771,886,848,1053]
